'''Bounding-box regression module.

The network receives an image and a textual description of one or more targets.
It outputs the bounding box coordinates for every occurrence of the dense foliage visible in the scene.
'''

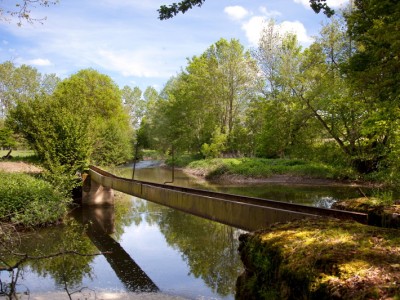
[5,68,133,191]
[1,0,399,185]
[138,4,400,182]
[0,172,70,226]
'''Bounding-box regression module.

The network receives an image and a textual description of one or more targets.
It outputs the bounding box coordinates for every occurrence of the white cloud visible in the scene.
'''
[326,0,349,8]
[242,17,313,46]
[224,6,249,21]
[242,16,265,46]
[259,6,281,17]
[293,0,311,9]
[277,21,314,44]
[26,58,52,66]
[97,49,171,78]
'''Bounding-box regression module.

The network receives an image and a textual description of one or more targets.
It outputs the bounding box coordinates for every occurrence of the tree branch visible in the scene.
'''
[0,250,110,272]
[158,0,334,20]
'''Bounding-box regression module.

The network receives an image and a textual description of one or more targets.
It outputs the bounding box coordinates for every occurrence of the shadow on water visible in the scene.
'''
[72,206,159,293]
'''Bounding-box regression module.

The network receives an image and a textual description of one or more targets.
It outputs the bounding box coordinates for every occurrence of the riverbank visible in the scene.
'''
[237,218,400,300]
[0,161,70,227]
[174,157,383,187]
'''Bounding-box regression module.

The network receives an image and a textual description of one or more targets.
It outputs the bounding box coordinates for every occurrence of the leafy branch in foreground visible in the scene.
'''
[0,0,59,26]
[158,0,334,20]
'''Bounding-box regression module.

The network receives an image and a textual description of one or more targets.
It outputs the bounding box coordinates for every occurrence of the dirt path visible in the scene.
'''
[0,161,42,173]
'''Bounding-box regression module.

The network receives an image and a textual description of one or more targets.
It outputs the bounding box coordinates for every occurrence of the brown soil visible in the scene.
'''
[0,161,42,173]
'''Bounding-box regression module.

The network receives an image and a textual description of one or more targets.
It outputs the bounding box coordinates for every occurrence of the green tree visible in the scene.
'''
[148,39,258,156]
[41,73,61,95]
[135,86,160,150]
[121,86,145,130]
[0,61,42,118]
[52,69,133,165]
[251,23,316,159]
[8,69,133,190]
[343,0,400,173]
[282,16,389,172]
[8,93,92,188]
[184,38,258,154]
[0,120,17,155]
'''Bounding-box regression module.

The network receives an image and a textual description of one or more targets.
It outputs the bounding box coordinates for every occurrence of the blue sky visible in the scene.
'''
[0,0,349,91]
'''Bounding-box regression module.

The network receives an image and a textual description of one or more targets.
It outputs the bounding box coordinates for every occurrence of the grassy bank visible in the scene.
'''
[174,157,357,181]
[0,171,71,227]
[237,218,400,300]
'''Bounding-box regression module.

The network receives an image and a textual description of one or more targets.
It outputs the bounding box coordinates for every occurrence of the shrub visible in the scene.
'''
[0,172,71,226]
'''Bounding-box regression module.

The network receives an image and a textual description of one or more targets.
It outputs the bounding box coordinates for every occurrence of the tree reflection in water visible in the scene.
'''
[0,193,244,299]
[0,220,98,298]
[130,197,244,297]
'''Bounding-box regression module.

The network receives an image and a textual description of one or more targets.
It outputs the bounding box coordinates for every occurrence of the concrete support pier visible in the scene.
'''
[82,173,115,206]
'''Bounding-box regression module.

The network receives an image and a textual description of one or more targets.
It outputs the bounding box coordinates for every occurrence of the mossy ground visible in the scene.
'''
[333,197,400,228]
[237,218,400,300]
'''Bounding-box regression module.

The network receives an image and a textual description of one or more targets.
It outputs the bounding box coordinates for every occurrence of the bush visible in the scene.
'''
[0,172,71,226]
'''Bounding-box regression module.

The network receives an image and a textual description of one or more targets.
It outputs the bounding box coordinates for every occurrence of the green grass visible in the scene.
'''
[165,153,202,168]
[0,149,34,157]
[0,149,40,163]
[186,158,355,180]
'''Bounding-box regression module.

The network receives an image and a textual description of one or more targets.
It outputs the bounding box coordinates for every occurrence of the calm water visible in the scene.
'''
[117,161,367,208]
[1,162,368,299]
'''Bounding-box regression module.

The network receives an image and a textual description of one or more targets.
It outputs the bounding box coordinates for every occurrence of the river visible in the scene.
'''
[0,162,368,299]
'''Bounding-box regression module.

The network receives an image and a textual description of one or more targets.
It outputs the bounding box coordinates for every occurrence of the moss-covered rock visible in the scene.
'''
[237,218,400,300]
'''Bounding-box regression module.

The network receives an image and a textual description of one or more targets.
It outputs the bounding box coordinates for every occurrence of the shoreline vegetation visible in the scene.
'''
[165,156,391,188]
[0,151,72,227]
[1,153,399,300]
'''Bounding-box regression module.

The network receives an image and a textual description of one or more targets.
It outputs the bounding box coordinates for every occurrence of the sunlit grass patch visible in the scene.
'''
[0,149,34,157]
[186,157,349,180]
[237,218,400,299]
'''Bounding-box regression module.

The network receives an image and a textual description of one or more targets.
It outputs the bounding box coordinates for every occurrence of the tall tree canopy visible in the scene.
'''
[8,69,133,179]
[0,61,42,118]
[145,38,258,156]
[158,0,334,20]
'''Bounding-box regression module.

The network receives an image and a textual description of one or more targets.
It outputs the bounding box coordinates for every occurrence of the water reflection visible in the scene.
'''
[73,206,159,293]
[1,191,243,299]
[0,219,96,298]
[114,164,367,208]
[130,197,244,297]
